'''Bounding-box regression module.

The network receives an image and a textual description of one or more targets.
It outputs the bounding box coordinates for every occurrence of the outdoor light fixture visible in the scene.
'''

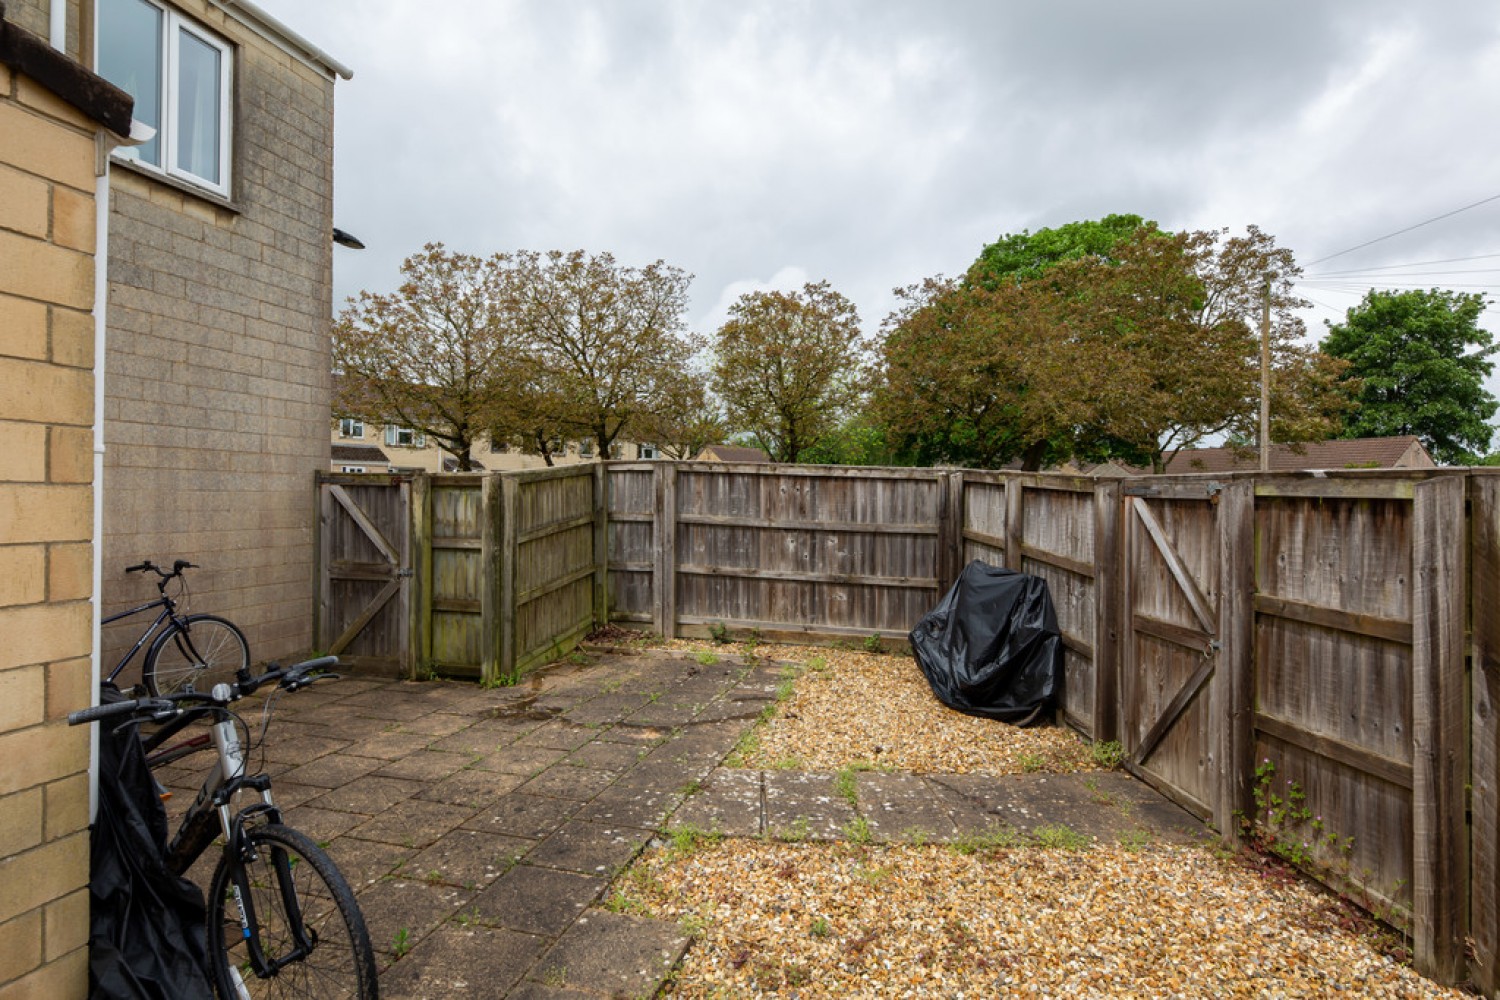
[332,227,365,249]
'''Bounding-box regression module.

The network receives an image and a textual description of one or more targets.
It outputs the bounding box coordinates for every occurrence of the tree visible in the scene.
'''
[1321,288,1497,464]
[333,243,527,471]
[877,223,1352,473]
[710,281,868,463]
[630,368,728,460]
[516,250,699,460]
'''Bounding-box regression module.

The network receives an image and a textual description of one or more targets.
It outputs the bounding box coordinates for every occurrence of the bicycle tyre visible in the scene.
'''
[207,824,378,1000]
[144,614,250,696]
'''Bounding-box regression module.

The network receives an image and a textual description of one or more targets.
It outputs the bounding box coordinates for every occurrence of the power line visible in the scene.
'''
[1306,251,1500,278]
[1303,192,1500,267]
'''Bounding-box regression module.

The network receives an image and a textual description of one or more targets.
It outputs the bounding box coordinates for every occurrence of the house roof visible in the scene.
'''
[1163,436,1433,474]
[332,443,389,463]
[696,444,770,463]
[222,0,353,80]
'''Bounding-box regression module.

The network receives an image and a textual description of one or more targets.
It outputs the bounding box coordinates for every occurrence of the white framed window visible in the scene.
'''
[638,443,660,460]
[340,465,366,474]
[578,439,594,458]
[385,425,424,448]
[97,0,234,197]
[339,418,364,439]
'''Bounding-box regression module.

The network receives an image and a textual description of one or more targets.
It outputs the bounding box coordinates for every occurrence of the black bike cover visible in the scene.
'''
[88,683,214,1000]
[909,560,1063,725]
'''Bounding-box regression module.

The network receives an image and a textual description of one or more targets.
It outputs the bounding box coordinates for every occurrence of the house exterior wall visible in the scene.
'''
[330,420,655,473]
[0,49,101,1000]
[99,0,338,673]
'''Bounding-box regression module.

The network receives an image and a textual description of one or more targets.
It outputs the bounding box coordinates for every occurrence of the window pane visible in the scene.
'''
[175,28,222,184]
[97,0,162,167]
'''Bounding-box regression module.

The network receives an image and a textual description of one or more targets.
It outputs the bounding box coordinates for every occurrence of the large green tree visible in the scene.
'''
[710,281,867,463]
[878,223,1351,472]
[1320,288,1497,464]
[969,212,1151,288]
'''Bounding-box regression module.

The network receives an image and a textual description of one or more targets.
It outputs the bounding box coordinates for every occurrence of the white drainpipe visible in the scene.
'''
[49,0,65,50]
[89,155,110,820]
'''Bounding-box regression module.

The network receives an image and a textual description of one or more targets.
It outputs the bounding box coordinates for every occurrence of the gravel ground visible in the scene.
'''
[613,639,1464,999]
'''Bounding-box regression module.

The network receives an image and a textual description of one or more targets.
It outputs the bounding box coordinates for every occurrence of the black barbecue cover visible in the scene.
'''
[909,560,1063,725]
[88,683,213,1000]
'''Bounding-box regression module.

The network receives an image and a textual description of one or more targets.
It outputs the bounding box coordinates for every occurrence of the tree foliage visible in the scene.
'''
[878,223,1352,472]
[969,213,1150,288]
[629,368,728,460]
[334,245,699,469]
[332,243,526,471]
[1320,288,1497,464]
[710,281,868,463]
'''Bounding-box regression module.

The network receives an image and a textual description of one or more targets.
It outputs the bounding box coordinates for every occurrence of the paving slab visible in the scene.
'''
[525,820,653,877]
[666,767,762,837]
[345,797,477,849]
[858,771,962,842]
[472,864,609,935]
[379,924,548,1000]
[763,770,859,840]
[528,911,690,999]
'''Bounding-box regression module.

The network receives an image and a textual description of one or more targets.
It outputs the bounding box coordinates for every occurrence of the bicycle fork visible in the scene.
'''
[208,688,313,983]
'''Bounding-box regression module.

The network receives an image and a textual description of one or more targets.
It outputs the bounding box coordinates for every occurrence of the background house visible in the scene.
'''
[332,416,662,473]
[1163,435,1436,474]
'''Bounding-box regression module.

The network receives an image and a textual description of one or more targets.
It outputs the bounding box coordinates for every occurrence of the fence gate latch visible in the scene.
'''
[397,568,414,578]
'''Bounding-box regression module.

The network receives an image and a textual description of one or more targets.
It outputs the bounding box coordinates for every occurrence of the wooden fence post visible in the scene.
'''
[410,473,432,680]
[1092,478,1121,744]
[653,463,678,638]
[1470,473,1500,996]
[1214,478,1255,845]
[1005,474,1024,571]
[937,471,965,592]
[480,475,501,686]
[1411,474,1468,984]
[593,463,609,629]
[498,474,519,681]
[313,473,329,653]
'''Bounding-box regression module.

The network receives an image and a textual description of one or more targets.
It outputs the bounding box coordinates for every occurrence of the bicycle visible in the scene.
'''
[71,656,379,999]
[104,559,250,697]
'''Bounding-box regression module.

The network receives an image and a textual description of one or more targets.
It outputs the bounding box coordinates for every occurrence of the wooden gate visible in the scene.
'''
[1119,478,1252,836]
[315,474,412,676]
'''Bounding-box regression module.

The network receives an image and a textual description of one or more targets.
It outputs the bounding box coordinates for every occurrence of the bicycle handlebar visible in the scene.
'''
[124,559,198,577]
[69,656,341,727]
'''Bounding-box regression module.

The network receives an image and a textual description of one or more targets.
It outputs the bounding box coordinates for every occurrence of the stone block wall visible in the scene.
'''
[99,0,338,673]
[0,47,99,1000]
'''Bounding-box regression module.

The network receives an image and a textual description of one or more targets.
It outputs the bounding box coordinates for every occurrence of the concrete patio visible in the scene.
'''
[154,649,1203,999]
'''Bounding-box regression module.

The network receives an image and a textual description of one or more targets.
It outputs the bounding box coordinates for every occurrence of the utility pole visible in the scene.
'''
[1258,273,1272,472]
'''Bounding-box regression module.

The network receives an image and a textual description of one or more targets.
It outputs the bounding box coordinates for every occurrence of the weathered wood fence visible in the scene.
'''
[315,462,1500,995]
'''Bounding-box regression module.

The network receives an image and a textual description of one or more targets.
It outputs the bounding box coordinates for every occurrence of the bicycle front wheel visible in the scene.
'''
[144,614,249,696]
[208,824,378,1000]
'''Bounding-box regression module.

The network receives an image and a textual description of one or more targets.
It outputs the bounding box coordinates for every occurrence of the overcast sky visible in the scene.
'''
[255,0,1500,403]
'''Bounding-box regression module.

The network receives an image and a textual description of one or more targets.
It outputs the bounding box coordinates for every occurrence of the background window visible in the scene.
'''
[385,426,423,448]
[638,444,660,460]
[339,418,364,438]
[97,0,233,196]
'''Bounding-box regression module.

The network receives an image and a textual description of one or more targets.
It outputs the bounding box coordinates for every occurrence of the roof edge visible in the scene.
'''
[215,0,353,80]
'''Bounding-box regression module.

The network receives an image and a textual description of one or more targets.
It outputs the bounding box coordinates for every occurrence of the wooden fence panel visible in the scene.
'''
[1250,488,1416,915]
[428,478,484,678]
[314,474,411,675]
[1472,472,1500,997]
[606,465,656,624]
[1120,482,1223,821]
[512,467,601,672]
[667,464,944,642]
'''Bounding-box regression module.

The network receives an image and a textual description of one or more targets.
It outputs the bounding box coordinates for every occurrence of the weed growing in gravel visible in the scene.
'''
[772,756,803,770]
[806,655,828,673]
[773,818,812,842]
[810,917,831,938]
[1090,740,1126,768]
[1018,751,1046,772]
[948,826,1024,855]
[843,815,873,844]
[694,650,719,666]
[391,927,412,958]
[1119,828,1153,851]
[863,633,884,654]
[709,621,732,644]
[1033,824,1091,850]
[724,728,760,768]
[667,824,723,855]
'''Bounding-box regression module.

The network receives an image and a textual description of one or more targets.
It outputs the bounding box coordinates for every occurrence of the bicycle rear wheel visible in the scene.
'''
[207,824,377,1000]
[145,614,249,696]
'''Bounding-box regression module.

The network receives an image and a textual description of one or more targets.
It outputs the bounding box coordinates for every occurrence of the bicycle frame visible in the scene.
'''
[102,597,179,685]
